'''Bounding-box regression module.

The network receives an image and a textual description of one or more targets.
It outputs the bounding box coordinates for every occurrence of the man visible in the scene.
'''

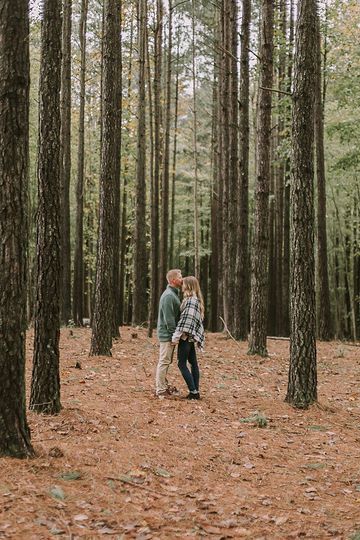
[155,269,183,397]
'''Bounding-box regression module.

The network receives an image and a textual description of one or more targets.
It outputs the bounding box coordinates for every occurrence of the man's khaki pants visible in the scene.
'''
[156,341,175,395]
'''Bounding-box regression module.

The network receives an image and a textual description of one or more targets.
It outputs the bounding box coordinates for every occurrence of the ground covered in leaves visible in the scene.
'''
[1,327,360,539]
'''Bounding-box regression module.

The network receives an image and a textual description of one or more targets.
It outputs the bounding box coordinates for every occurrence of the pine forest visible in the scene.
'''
[1,0,360,537]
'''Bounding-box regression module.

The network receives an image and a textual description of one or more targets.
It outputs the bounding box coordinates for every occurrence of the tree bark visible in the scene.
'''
[90,0,120,355]
[147,20,157,337]
[0,0,35,457]
[156,0,165,294]
[282,0,294,338]
[248,0,274,356]
[286,0,318,409]
[30,0,62,414]
[228,0,239,330]
[112,0,122,338]
[221,0,231,324]
[315,10,333,341]
[60,0,72,325]
[163,0,173,272]
[119,7,135,327]
[169,38,180,269]
[191,0,201,279]
[210,21,220,332]
[132,0,148,325]
[234,0,251,340]
[73,0,88,327]
[274,0,286,336]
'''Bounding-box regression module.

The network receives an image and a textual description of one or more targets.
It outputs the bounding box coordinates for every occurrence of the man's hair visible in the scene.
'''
[166,269,181,283]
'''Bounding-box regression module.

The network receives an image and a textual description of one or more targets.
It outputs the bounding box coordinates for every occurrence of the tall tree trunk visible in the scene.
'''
[156,0,165,294]
[119,7,134,327]
[221,0,231,324]
[132,0,148,325]
[191,0,200,279]
[315,10,333,341]
[30,0,62,414]
[248,0,274,356]
[234,0,251,340]
[73,0,88,326]
[90,0,120,355]
[210,25,220,332]
[286,0,317,409]
[162,0,173,269]
[216,5,224,325]
[282,0,294,338]
[169,39,180,269]
[228,0,239,330]
[147,21,156,337]
[112,0,122,338]
[60,0,72,325]
[0,0,35,457]
[275,0,286,336]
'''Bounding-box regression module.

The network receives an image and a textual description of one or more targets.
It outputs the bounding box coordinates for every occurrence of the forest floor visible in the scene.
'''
[1,327,360,539]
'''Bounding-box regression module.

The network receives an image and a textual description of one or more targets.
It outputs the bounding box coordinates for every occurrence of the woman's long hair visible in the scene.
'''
[181,276,205,319]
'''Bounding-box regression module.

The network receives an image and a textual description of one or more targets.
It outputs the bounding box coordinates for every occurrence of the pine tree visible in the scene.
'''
[30,0,62,414]
[73,0,89,327]
[286,0,318,408]
[132,0,148,325]
[0,0,35,457]
[60,0,72,325]
[90,0,121,355]
[248,0,274,356]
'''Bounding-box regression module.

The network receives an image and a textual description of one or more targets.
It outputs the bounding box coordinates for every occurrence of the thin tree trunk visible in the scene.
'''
[169,39,180,269]
[147,21,156,337]
[156,0,165,294]
[315,10,333,341]
[210,24,220,332]
[217,5,224,325]
[132,0,148,325]
[275,0,286,336]
[221,0,231,324]
[90,0,120,355]
[0,0,35,457]
[282,0,294,338]
[112,0,122,338]
[60,0,72,325]
[286,0,317,408]
[234,0,251,340]
[162,0,173,269]
[344,206,355,339]
[30,0,62,414]
[191,0,200,279]
[228,0,239,330]
[119,7,134,327]
[248,0,274,356]
[73,0,88,327]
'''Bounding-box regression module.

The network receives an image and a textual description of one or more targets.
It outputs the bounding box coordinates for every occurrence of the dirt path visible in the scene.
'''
[0,327,360,539]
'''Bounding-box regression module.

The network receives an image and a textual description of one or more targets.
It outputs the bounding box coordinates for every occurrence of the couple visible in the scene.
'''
[155,269,205,400]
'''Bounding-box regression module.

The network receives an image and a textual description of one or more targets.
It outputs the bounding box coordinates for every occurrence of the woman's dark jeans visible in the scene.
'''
[177,339,199,392]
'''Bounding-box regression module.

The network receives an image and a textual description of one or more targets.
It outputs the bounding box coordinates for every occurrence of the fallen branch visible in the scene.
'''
[106,476,178,498]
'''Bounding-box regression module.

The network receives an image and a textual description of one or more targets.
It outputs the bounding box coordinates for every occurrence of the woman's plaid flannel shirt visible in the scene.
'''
[172,296,205,351]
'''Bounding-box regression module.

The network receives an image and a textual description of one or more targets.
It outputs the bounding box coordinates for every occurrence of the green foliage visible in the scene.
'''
[240,411,268,428]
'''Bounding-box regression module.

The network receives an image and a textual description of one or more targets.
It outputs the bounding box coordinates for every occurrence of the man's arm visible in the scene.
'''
[162,295,177,335]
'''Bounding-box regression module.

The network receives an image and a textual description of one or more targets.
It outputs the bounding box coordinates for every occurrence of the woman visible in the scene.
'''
[172,276,205,400]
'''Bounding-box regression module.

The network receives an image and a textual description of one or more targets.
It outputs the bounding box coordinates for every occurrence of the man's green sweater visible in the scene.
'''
[157,285,181,341]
